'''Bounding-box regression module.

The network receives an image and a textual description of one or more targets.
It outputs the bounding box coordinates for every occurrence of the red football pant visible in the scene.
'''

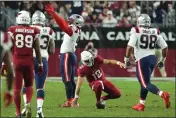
[13,63,34,115]
[89,80,121,102]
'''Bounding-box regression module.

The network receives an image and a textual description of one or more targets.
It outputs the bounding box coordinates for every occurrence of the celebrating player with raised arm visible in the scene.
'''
[72,51,125,109]
[21,10,55,117]
[124,14,170,111]
[45,4,84,107]
[0,31,14,107]
[8,10,43,117]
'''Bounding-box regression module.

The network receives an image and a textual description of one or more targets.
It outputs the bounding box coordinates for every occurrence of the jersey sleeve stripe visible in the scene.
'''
[137,61,147,88]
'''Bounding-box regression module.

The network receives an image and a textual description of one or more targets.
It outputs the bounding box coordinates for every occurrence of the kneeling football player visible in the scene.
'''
[72,51,125,109]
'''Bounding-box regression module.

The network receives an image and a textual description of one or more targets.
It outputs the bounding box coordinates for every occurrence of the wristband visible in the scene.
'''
[116,61,120,65]
[75,95,79,98]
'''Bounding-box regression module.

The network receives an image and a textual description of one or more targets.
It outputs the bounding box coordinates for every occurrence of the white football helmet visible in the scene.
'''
[16,10,31,25]
[137,14,151,27]
[81,51,94,67]
[32,10,46,25]
[68,14,84,28]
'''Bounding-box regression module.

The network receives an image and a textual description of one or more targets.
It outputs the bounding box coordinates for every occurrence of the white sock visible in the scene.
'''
[159,91,163,97]
[37,99,44,111]
[139,99,145,105]
[23,94,27,104]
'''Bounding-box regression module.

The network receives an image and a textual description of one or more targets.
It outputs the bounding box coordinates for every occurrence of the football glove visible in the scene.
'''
[124,57,131,68]
[38,63,44,76]
[45,4,55,16]
[157,57,166,68]
[4,90,13,107]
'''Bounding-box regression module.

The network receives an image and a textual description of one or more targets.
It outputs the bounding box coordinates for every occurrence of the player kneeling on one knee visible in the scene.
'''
[72,51,125,109]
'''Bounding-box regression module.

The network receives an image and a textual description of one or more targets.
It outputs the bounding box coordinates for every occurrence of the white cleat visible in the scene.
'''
[25,103,32,118]
[21,107,26,117]
[36,107,44,118]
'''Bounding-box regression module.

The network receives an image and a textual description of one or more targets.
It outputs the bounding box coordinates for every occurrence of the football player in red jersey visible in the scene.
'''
[72,51,125,109]
[0,31,14,107]
[8,10,43,117]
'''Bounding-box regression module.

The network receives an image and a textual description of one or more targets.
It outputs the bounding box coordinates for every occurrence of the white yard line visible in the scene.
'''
[46,77,175,82]
[1,77,175,82]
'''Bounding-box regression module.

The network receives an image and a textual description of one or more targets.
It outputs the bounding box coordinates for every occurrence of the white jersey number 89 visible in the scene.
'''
[15,34,33,48]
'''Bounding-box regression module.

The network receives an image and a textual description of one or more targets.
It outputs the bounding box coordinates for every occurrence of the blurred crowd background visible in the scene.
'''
[0,1,176,29]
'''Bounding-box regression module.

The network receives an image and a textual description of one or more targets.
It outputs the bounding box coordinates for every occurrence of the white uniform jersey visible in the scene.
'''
[31,25,55,60]
[128,27,168,61]
[60,24,81,53]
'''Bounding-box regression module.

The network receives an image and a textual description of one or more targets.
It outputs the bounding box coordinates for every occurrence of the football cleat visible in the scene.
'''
[36,107,44,118]
[161,92,170,108]
[132,103,145,111]
[21,107,26,117]
[25,103,32,118]
[60,101,72,107]
[16,114,22,118]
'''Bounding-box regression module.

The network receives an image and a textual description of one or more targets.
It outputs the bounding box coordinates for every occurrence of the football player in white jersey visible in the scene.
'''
[0,31,14,107]
[45,4,84,107]
[21,10,55,117]
[124,14,170,111]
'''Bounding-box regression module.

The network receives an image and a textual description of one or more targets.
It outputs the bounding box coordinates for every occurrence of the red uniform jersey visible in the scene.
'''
[78,55,106,83]
[8,25,40,64]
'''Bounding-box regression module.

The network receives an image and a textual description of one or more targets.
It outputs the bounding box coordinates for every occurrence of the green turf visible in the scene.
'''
[1,78,175,117]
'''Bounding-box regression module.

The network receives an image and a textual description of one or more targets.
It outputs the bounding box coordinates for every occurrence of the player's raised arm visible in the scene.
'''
[103,59,125,68]
[45,4,73,36]
[156,35,168,68]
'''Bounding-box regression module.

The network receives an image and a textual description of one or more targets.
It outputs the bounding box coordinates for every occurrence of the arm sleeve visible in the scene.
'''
[96,55,104,64]
[53,13,73,36]
[156,35,168,49]
[127,27,138,48]
[77,68,84,77]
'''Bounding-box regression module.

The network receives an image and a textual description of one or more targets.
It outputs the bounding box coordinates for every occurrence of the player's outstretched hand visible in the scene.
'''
[1,63,7,76]
[157,61,164,68]
[45,4,55,16]
[118,62,126,68]
[4,91,13,107]
[38,64,44,76]
[72,98,80,107]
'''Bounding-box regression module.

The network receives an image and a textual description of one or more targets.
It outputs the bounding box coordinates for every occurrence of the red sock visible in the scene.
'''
[14,90,21,116]
[26,86,33,103]
[94,84,102,102]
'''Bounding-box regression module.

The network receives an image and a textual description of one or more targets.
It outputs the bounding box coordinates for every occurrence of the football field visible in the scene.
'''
[1,77,175,117]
